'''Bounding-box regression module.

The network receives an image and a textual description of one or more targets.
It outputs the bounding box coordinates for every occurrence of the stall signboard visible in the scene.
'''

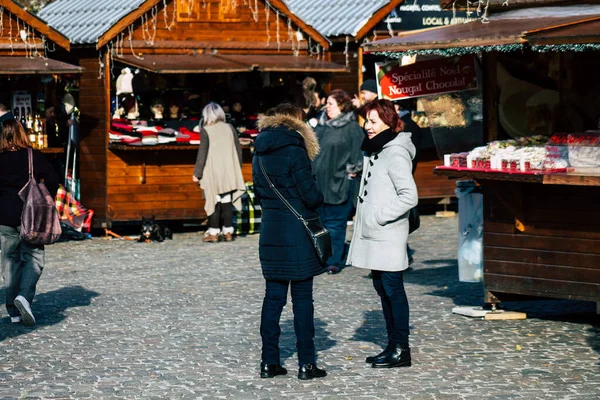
[375,56,479,100]
[12,91,32,121]
[376,0,475,31]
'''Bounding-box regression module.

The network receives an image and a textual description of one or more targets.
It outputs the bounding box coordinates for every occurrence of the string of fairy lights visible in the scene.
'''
[0,6,52,59]
[99,0,325,78]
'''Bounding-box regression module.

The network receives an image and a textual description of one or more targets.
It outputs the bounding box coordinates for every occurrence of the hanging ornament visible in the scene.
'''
[0,7,4,39]
[162,0,175,30]
[265,2,271,46]
[343,35,349,67]
[98,48,105,80]
[128,25,144,60]
[248,0,259,22]
[275,10,280,51]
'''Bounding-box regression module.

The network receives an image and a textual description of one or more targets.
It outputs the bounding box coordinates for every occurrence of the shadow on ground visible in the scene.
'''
[278,317,336,366]
[350,310,389,347]
[0,285,100,341]
[405,260,484,307]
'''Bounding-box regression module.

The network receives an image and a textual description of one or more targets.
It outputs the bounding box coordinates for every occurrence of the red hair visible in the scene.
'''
[359,99,404,132]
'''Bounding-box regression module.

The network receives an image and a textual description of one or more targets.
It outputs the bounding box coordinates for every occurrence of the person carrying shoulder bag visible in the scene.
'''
[0,119,59,326]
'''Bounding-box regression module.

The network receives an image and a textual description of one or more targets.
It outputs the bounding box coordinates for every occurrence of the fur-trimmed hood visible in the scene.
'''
[256,114,320,160]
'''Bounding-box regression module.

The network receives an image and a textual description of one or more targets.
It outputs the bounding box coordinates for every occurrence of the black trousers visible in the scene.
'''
[260,277,315,366]
[371,270,410,347]
[207,202,233,230]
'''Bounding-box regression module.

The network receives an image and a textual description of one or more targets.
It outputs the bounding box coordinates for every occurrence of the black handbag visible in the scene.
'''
[19,148,62,245]
[258,157,332,265]
[409,206,420,234]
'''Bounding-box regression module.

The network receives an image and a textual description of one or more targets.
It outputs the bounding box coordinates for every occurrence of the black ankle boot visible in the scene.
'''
[371,345,411,368]
[366,343,394,364]
[298,364,327,380]
[260,363,288,378]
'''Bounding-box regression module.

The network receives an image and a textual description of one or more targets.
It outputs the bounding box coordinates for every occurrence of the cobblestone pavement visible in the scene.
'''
[1,215,599,399]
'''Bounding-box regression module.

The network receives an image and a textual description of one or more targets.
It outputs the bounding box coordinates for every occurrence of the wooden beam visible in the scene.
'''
[96,0,163,50]
[355,0,404,40]
[2,1,71,50]
[357,46,363,94]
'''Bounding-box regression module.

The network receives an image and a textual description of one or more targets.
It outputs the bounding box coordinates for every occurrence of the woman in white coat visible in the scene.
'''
[346,99,418,368]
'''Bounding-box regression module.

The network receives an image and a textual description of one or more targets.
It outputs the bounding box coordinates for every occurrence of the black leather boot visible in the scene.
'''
[260,363,288,378]
[366,343,394,364]
[371,345,411,368]
[298,364,327,380]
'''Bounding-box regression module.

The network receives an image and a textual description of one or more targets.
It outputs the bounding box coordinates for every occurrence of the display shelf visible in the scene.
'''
[434,167,600,186]
[40,147,65,154]
[109,143,198,151]
[433,167,544,183]
[109,143,254,152]
[543,174,600,187]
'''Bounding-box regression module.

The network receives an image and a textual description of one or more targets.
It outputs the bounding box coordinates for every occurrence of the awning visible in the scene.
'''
[0,57,84,74]
[363,15,600,55]
[114,54,347,74]
[219,54,347,72]
[526,18,600,46]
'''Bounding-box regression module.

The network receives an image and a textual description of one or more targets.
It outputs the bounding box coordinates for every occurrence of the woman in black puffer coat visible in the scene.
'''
[252,104,327,381]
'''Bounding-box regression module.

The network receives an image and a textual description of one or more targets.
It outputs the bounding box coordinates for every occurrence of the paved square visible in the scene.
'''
[1,216,598,399]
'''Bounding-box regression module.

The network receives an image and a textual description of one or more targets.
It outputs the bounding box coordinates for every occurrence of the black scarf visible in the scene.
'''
[361,128,398,155]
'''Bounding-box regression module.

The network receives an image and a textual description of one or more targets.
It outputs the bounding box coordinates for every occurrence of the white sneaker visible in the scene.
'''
[14,295,35,326]
[10,316,21,323]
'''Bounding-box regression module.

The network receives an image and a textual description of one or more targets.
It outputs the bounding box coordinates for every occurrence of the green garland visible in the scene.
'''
[374,44,522,58]
[531,44,600,53]
[373,43,600,58]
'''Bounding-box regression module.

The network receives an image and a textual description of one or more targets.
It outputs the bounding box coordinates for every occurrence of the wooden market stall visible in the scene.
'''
[0,1,82,155]
[364,5,600,311]
[40,0,345,228]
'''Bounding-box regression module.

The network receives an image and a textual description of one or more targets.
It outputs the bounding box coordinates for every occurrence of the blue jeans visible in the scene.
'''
[317,187,353,267]
[371,270,410,347]
[260,278,315,366]
[0,225,45,318]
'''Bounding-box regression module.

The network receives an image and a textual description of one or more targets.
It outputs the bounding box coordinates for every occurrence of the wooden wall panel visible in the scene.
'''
[77,56,108,226]
[482,181,600,304]
[106,149,204,221]
[414,159,457,199]
[328,47,359,96]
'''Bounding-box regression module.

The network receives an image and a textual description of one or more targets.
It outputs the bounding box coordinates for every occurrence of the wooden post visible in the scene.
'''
[358,46,364,95]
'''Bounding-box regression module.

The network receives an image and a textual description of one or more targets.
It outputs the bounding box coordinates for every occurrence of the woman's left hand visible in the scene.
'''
[192,175,199,183]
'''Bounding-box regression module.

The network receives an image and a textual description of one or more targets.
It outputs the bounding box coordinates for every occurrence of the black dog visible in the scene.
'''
[138,216,173,242]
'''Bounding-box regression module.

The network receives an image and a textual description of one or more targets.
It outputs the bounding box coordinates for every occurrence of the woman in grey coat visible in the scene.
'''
[346,99,418,368]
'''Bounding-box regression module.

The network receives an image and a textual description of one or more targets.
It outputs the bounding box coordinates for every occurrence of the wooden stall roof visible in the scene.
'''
[94,0,330,51]
[0,57,83,74]
[363,14,600,53]
[115,54,250,74]
[285,0,404,40]
[526,18,600,45]
[2,0,71,50]
[115,53,347,73]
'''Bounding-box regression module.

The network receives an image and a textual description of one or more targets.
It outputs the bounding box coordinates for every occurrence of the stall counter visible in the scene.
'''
[435,168,600,313]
